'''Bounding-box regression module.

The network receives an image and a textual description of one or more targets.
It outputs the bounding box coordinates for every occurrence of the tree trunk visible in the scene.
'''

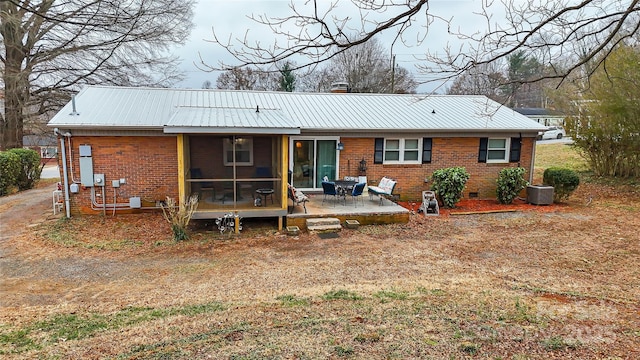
[0,3,26,150]
[1,66,25,150]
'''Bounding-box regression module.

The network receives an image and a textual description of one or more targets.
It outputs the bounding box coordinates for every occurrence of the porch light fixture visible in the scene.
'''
[295,141,302,148]
[336,142,344,151]
[358,158,367,173]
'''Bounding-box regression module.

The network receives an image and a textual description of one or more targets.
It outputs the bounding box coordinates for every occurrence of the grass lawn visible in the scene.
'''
[1,144,638,359]
[533,142,590,183]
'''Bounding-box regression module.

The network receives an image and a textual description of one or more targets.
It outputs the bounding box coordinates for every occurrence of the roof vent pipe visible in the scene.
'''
[69,95,79,116]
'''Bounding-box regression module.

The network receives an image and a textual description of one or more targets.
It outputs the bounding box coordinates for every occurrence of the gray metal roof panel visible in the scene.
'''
[48,86,547,132]
[165,106,297,130]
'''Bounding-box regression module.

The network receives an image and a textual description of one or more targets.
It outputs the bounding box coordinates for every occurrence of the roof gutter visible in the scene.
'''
[304,128,544,136]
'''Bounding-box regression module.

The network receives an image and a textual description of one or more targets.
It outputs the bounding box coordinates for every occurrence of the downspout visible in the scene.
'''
[58,132,71,218]
[529,137,536,184]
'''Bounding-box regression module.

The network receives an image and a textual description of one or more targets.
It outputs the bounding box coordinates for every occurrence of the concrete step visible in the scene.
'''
[307,224,343,232]
[306,217,340,227]
[306,217,342,232]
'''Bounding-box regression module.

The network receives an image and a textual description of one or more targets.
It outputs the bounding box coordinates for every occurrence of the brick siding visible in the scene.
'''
[59,136,178,214]
[339,137,535,201]
[59,135,534,214]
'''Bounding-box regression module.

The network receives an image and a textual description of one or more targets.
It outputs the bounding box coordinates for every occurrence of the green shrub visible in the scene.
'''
[430,167,470,208]
[0,151,21,196]
[496,167,528,204]
[543,167,580,202]
[9,148,42,190]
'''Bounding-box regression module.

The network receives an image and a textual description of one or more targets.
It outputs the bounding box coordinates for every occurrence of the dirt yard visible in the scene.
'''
[1,168,639,358]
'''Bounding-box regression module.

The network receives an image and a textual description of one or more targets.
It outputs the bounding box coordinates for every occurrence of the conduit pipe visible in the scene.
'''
[90,186,129,210]
[89,187,163,211]
[67,135,80,183]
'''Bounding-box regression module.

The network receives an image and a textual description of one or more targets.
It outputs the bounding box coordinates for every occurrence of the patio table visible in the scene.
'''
[255,188,274,205]
[334,180,357,204]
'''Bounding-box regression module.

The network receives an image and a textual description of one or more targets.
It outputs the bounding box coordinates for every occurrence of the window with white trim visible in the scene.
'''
[486,138,510,163]
[384,138,421,164]
[40,146,57,159]
[223,137,253,166]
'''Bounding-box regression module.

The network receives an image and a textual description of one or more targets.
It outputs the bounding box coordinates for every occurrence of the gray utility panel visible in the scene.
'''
[79,157,94,187]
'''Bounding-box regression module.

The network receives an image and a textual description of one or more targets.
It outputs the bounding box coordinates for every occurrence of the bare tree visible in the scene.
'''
[215,67,280,90]
[296,66,334,92]
[203,0,640,92]
[202,80,213,89]
[323,38,416,93]
[0,0,195,150]
[294,38,416,93]
[446,62,508,102]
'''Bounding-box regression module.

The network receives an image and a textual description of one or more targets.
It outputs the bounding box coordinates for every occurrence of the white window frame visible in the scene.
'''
[289,136,340,190]
[486,138,510,163]
[223,137,254,166]
[40,146,57,159]
[383,138,421,164]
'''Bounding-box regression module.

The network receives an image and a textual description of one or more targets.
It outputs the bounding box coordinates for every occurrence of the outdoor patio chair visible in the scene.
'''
[368,176,398,205]
[288,183,309,214]
[321,181,338,206]
[190,168,214,200]
[350,182,366,207]
[220,168,236,203]
[252,166,273,197]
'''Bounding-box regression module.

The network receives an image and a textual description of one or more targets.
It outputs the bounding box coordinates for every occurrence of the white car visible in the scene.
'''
[538,126,566,140]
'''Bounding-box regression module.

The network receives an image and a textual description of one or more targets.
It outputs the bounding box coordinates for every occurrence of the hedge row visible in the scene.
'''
[0,148,42,196]
[429,166,579,208]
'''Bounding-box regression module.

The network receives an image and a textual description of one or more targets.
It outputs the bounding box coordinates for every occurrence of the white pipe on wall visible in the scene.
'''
[59,136,71,218]
[67,136,80,183]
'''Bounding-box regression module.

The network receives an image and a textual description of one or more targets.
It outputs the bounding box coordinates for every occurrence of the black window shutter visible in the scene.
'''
[478,138,488,163]
[509,137,522,162]
[374,138,384,164]
[422,138,432,163]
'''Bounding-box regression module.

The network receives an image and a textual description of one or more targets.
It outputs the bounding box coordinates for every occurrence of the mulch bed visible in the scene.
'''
[397,197,564,216]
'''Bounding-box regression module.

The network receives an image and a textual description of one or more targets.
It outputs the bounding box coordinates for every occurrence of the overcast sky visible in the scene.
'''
[174,0,506,93]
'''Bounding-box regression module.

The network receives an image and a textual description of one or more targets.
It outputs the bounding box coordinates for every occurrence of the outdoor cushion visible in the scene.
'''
[369,177,395,195]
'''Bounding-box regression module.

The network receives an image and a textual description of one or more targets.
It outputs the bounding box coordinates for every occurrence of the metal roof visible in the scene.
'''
[164,106,299,134]
[48,85,547,134]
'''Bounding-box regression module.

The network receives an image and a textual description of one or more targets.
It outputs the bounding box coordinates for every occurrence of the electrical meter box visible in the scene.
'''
[94,174,105,187]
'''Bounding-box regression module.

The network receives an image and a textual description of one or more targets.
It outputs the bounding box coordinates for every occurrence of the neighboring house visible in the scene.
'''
[514,107,565,127]
[48,85,546,221]
[23,134,58,164]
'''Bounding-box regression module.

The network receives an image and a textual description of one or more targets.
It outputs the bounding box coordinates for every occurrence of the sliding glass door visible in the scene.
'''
[291,137,339,190]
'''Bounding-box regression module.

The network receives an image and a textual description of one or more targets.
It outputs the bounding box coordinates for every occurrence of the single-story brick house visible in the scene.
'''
[23,134,58,165]
[48,85,546,222]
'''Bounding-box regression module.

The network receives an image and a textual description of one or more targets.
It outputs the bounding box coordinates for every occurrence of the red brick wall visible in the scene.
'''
[61,136,178,214]
[58,135,535,213]
[340,137,535,201]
